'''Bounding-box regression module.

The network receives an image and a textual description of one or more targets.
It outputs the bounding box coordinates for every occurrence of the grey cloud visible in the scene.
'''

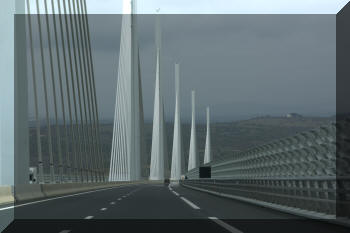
[28,14,336,122]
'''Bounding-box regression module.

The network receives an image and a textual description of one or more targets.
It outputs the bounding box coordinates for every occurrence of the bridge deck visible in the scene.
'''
[1,183,348,233]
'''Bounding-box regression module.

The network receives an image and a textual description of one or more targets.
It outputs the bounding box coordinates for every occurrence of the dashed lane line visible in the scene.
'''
[0,184,139,211]
[84,216,94,219]
[208,217,244,233]
[59,230,71,233]
[180,197,200,209]
[110,202,116,205]
[173,188,243,232]
[172,191,180,196]
[100,208,107,211]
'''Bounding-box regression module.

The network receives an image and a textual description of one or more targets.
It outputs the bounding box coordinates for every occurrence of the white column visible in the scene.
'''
[0,0,15,187]
[109,0,144,181]
[1,0,26,186]
[1,1,24,231]
[188,90,198,171]
[14,11,29,184]
[170,63,184,180]
[150,14,167,180]
[204,107,212,164]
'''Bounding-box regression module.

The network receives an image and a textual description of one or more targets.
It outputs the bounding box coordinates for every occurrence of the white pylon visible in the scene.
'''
[109,0,144,181]
[188,90,198,171]
[204,107,212,164]
[170,63,184,180]
[150,15,168,180]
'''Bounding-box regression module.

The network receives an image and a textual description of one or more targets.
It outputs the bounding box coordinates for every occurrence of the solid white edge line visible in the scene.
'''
[0,183,138,211]
[84,216,94,219]
[180,197,200,209]
[208,217,244,233]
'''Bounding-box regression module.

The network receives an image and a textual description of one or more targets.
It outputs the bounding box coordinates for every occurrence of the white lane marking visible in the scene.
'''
[110,202,115,205]
[100,208,107,211]
[84,216,94,219]
[117,198,122,201]
[123,195,127,198]
[208,217,244,233]
[59,230,71,233]
[180,197,200,209]
[172,191,179,196]
[127,186,144,195]
[0,184,138,211]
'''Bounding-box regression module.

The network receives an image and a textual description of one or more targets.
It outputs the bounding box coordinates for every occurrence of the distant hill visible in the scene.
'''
[29,115,333,177]
[235,116,334,128]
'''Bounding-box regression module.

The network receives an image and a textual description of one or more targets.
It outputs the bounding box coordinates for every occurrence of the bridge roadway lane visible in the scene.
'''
[2,183,349,233]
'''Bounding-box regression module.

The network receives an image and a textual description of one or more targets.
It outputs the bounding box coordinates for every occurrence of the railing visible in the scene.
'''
[184,121,350,219]
[33,174,106,184]
[186,167,199,179]
[210,123,336,179]
[183,177,338,216]
[42,175,79,184]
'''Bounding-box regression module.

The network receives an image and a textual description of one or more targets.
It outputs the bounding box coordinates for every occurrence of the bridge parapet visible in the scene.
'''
[209,123,336,179]
[182,176,337,218]
[184,121,350,223]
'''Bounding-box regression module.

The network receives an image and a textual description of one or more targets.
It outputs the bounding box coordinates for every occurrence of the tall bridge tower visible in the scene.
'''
[109,0,145,181]
[150,14,169,180]
[170,63,185,180]
[188,91,198,171]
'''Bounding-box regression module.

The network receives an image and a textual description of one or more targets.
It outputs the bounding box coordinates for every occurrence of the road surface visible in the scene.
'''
[1,183,348,233]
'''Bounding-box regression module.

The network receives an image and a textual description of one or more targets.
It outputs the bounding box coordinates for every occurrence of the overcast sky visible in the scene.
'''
[27,0,349,14]
[85,0,349,14]
[85,14,336,122]
[25,0,343,122]
[87,0,342,122]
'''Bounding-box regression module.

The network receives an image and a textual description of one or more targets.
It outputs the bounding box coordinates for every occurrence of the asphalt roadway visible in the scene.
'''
[1,183,349,233]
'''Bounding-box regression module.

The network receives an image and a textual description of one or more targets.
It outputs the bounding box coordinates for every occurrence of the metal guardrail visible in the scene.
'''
[185,121,350,219]
[38,174,105,184]
[210,124,336,179]
[186,167,199,179]
[182,177,339,216]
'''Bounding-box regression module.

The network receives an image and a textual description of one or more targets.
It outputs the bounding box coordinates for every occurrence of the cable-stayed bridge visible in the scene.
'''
[1,0,350,232]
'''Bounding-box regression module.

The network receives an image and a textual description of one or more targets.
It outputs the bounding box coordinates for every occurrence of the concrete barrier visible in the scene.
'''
[42,183,93,197]
[12,180,158,203]
[0,186,14,205]
[41,182,127,197]
[14,184,45,202]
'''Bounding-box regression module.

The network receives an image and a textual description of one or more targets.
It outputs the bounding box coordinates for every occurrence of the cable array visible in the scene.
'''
[26,0,104,183]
